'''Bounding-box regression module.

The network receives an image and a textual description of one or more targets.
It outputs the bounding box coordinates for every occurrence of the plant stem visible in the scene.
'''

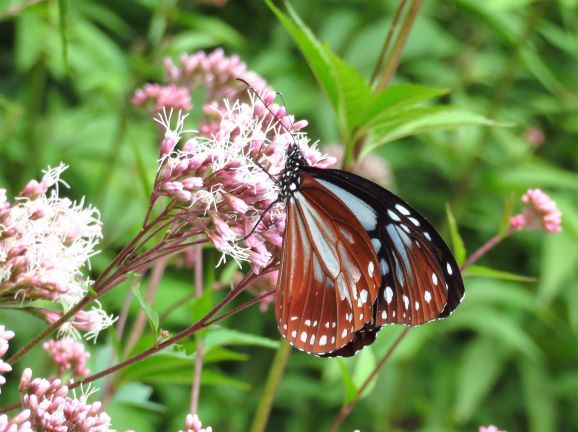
[459,227,514,273]
[249,339,292,432]
[191,246,204,415]
[374,0,423,92]
[123,257,167,358]
[64,271,260,390]
[370,0,407,86]
[328,327,410,432]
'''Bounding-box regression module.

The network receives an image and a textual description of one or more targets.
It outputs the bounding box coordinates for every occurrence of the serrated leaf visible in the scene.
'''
[362,84,449,126]
[361,107,500,157]
[445,203,466,264]
[265,0,337,107]
[130,278,159,335]
[323,48,373,141]
[464,265,536,283]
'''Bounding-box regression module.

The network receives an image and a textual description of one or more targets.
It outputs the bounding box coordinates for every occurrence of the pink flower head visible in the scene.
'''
[0,165,114,340]
[20,369,115,432]
[479,426,506,432]
[0,325,15,393]
[179,413,212,432]
[153,93,335,272]
[133,48,270,117]
[43,337,91,377]
[510,188,562,233]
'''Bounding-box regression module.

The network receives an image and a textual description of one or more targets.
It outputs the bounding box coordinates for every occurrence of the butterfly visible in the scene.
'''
[274,143,465,357]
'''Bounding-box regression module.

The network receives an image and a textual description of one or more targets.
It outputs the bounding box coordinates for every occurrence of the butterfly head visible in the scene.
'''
[279,143,309,200]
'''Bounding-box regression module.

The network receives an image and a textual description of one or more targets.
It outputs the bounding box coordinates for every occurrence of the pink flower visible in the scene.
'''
[153,95,335,272]
[0,325,15,394]
[0,165,115,340]
[43,337,91,377]
[20,369,116,432]
[179,413,212,432]
[510,188,562,233]
[132,84,192,111]
[479,426,506,432]
[0,411,33,432]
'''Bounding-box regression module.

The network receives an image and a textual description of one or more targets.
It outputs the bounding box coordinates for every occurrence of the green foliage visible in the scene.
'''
[1,0,577,431]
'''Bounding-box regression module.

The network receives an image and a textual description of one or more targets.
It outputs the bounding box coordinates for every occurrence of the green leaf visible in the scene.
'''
[520,361,557,432]
[455,337,508,421]
[265,0,337,108]
[203,327,280,352]
[362,84,449,126]
[538,233,578,304]
[323,48,373,143]
[445,203,466,264]
[130,277,159,335]
[447,308,541,360]
[352,347,376,399]
[464,265,536,283]
[337,359,357,403]
[361,107,500,157]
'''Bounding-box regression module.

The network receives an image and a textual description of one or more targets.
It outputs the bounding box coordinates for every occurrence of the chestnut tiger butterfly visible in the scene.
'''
[272,143,465,357]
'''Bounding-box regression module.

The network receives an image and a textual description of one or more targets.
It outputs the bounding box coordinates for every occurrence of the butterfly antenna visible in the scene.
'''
[237,197,283,243]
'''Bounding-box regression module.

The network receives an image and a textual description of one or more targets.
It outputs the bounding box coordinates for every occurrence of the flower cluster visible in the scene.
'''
[43,336,91,377]
[0,325,15,394]
[19,368,116,432]
[0,164,115,340]
[133,48,269,119]
[153,95,335,272]
[178,413,212,432]
[510,188,562,233]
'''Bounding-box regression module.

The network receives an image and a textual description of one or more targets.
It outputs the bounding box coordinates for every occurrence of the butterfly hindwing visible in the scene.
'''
[275,174,381,355]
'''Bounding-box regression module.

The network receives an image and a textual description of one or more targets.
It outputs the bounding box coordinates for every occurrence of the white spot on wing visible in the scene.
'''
[432,273,438,285]
[387,210,401,221]
[424,232,432,241]
[408,217,420,226]
[447,263,453,275]
[424,290,432,303]
[300,332,307,342]
[403,294,409,310]
[291,330,297,338]
[341,329,347,338]
[395,204,410,215]
[310,334,316,344]
[360,289,368,304]
[380,258,389,275]
[415,301,420,310]
[371,238,381,253]
[368,261,375,277]
[319,335,327,346]
[305,320,311,327]
[381,310,387,319]
[385,286,394,303]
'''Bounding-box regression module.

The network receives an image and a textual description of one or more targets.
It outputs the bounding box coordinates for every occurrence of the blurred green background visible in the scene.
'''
[1,1,577,431]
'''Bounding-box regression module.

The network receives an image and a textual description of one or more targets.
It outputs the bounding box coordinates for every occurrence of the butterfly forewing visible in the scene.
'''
[275,174,381,355]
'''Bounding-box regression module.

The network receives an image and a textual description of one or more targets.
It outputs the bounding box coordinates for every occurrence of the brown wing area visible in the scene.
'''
[373,222,447,327]
[275,175,381,355]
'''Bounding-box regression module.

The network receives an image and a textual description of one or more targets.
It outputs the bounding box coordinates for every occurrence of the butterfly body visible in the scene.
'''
[274,144,465,357]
